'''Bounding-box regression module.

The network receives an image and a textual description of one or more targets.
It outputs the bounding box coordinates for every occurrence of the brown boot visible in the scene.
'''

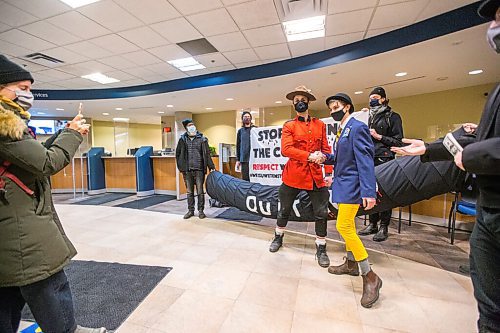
[328,257,359,276]
[361,270,383,308]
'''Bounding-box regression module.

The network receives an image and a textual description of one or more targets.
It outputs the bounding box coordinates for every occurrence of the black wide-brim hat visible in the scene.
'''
[325,93,355,112]
[478,0,500,20]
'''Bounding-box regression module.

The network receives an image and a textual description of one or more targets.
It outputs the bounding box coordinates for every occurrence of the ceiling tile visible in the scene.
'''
[115,0,181,24]
[122,67,156,78]
[221,0,250,4]
[254,43,290,60]
[48,11,111,39]
[119,26,169,49]
[91,34,140,54]
[417,0,477,22]
[167,0,223,15]
[365,26,402,38]
[103,69,137,81]
[208,64,236,73]
[223,49,259,64]
[121,50,163,66]
[163,72,189,80]
[19,21,80,46]
[0,22,10,33]
[143,74,171,83]
[370,1,428,30]
[78,0,143,32]
[59,77,99,88]
[185,68,211,76]
[328,0,377,14]
[235,60,263,68]
[151,17,202,43]
[35,69,77,81]
[58,61,115,77]
[142,62,179,74]
[147,44,192,61]
[187,8,239,37]
[194,52,231,68]
[0,40,32,57]
[43,47,90,64]
[243,24,287,47]
[99,55,137,70]
[288,38,325,57]
[226,0,280,30]
[64,41,114,59]
[325,31,364,49]
[0,2,37,27]
[207,31,251,52]
[4,0,70,19]
[11,58,51,72]
[0,29,56,51]
[326,8,373,36]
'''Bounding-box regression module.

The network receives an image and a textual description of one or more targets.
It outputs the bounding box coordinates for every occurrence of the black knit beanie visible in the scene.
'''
[0,54,34,85]
[370,86,386,98]
[181,118,193,129]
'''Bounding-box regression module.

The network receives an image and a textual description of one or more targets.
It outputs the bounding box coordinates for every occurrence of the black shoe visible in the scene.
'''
[199,211,206,219]
[315,244,330,268]
[183,211,194,219]
[269,232,284,252]
[373,225,388,242]
[358,223,378,236]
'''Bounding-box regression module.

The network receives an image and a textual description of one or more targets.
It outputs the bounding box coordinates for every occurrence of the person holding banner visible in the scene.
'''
[269,86,332,268]
[236,111,255,181]
[320,93,383,308]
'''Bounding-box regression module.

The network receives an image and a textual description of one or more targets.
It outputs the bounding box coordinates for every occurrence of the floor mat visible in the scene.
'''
[114,194,176,209]
[22,260,171,331]
[73,193,134,205]
[216,207,263,222]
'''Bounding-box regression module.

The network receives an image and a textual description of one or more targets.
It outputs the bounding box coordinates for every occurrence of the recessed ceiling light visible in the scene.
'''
[283,15,326,42]
[275,101,282,104]
[354,91,363,95]
[115,107,123,110]
[102,113,110,116]
[56,108,64,111]
[58,0,101,8]
[38,112,46,115]
[167,57,206,72]
[113,117,129,122]
[81,72,119,84]
[468,69,483,75]
[158,111,165,114]
[395,72,407,77]
[166,104,174,108]
[225,98,234,101]
[205,107,213,110]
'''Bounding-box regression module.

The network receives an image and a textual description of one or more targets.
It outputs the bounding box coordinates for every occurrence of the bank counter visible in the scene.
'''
[50,157,87,193]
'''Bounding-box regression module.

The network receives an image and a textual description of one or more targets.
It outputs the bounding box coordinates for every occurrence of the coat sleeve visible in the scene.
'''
[0,128,82,176]
[462,137,500,175]
[321,123,333,174]
[420,134,476,162]
[281,122,309,161]
[380,112,404,148]
[236,128,241,161]
[354,124,376,198]
[204,140,216,170]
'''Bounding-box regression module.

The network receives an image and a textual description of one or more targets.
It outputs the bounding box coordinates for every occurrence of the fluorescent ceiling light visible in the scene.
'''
[102,113,110,116]
[56,108,64,111]
[167,57,206,72]
[395,72,407,77]
[115,107,123,110]
[59,0,101,8]
[275,101,282,104]
[205,107,213,110]
[468,69,483,75]
[283,15,325,42]
[113,117,129,122]
[81,73,120,84]
[166,105,174,108]
[225,98,234,101]
[354,91,363,95]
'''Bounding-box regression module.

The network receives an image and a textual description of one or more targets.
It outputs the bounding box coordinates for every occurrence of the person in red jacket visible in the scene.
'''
[269,86,332,268]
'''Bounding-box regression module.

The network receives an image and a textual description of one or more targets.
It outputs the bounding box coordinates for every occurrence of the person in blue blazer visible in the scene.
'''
[312,92,382,308]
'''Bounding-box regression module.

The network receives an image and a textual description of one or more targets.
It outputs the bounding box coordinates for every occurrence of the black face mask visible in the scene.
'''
[294,101,308,113]
[369,98,380,108]
[331,108,346,122]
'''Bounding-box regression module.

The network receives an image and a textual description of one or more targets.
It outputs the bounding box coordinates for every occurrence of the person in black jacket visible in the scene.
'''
[236,111,255,181]
[392,2,500,330]
[358,86,404,242]
[176,119,215,219]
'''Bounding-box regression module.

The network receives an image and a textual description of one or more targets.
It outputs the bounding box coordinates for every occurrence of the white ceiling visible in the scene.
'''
[31,24,499,124]
[0,0,479,90]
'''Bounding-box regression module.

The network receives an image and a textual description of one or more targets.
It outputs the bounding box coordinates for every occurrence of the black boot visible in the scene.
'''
[269,232,284,252]
[358,223,378,236]
[183,211,194,219]
[315,244,330,268]
[198,210,206,219]
[373,225,388,242]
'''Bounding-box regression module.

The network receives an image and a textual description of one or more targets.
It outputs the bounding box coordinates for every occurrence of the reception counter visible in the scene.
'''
[102,156,136,193]
[50,157,87,193]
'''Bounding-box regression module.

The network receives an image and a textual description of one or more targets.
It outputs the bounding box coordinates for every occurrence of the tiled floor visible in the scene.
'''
[19,203,478,333]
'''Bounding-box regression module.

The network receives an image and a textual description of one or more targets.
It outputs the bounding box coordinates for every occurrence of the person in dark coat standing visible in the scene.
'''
[358,86,404,242]
[176,119,215,219]
[392,1,500,330]
[236,111,255,181]
[0,54,108,333]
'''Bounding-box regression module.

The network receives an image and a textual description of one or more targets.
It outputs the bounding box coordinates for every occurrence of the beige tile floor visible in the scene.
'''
[19,205,478,333]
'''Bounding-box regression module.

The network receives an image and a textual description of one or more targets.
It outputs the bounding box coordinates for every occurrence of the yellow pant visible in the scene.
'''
[336,203,368,261]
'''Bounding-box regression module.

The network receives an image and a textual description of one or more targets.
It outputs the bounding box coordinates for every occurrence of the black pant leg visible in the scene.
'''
[183,171,195,212]
[369,157,394,226]
[0,286,25,333]
[241,162,250,181]
[308,184,330,237]
[195,171,206,211]
[277,183,301,228]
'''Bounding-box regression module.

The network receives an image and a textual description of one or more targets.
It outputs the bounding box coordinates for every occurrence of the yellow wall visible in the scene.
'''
[193,110,236,153]
[92,120,161,154]
[263,105,294,126]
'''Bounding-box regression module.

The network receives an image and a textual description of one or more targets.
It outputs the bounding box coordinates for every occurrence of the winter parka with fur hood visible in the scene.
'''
[0,99,82,287]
